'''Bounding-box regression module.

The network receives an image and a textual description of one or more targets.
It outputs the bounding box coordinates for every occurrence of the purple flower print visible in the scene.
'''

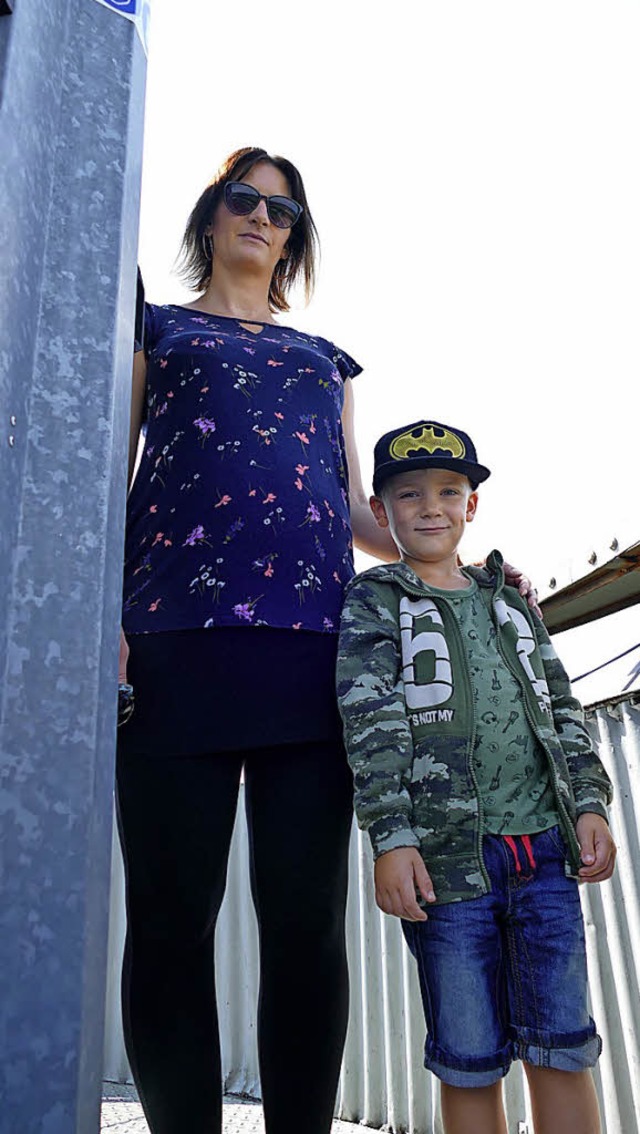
[183,524,210,547]
[307,503,321,523]
[323,617,334,631]
[223,517,245,544]
[132,551,153,577]
[194,416,216,438]
[233,603,255,622]
[324,418,342,456]
[232,595,263,622]
[314,535,327,562]
[194,418,216,450]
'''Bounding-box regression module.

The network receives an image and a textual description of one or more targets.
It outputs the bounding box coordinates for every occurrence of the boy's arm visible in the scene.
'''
[337,580,420,859]
[532,613,613,821]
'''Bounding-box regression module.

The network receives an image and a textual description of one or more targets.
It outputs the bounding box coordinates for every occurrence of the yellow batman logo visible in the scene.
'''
[389,424,466,462]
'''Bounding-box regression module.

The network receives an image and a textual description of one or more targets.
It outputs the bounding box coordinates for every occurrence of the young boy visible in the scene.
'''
[337,420,616,1134]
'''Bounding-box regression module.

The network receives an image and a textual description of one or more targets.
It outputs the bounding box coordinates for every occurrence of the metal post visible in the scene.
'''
[0,2,146,1131]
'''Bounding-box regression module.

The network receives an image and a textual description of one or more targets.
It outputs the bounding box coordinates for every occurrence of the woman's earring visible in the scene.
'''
[202,233,212,260]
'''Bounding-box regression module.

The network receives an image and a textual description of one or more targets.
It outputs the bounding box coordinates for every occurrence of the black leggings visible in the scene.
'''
[116,740,354,1134]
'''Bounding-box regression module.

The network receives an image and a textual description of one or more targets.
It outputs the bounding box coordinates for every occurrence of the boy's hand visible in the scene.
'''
[374,848,436,922]
[503,561,542,616]
[576,813,617,883]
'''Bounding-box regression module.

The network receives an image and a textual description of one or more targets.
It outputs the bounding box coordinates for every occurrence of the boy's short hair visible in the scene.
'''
[372,420,491,495]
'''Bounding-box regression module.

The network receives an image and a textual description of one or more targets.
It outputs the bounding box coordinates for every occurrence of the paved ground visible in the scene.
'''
[101,1082,366,1133]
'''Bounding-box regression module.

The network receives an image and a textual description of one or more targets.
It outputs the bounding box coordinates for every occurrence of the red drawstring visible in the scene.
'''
[503,835,521,873]
[521,834,537,871]
[502,834,537,876]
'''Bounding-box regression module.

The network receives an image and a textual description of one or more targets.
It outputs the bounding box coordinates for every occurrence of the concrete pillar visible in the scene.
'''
[0,2,146,1131]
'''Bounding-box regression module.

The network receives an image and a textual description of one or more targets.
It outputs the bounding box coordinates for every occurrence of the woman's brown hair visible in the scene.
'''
[178,147,319,313]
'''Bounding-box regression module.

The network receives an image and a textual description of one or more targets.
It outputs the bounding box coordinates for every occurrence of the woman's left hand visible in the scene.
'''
[503,561,541,617]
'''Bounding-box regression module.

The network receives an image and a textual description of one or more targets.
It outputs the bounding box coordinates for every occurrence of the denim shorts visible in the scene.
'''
[402,827,601,1087]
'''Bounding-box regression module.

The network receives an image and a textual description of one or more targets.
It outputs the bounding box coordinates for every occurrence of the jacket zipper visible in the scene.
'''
[397,576,491,893]
[491,613,582,871]
[465,709,491,891]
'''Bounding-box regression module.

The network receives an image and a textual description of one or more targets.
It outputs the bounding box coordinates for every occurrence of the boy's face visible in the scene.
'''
[371,467,478,573]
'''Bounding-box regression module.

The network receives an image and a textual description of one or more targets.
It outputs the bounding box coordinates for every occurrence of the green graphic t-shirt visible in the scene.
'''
[427,578,559,836]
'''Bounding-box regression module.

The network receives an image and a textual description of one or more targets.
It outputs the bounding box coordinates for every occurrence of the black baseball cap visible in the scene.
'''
[373,420,491,495]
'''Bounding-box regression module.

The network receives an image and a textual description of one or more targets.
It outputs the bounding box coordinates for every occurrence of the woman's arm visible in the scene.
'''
[119,351,147,720]
[342,379,398,562]
[128,350,147,489]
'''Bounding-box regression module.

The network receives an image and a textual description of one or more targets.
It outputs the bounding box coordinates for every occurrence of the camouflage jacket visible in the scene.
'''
[337,551,613,904]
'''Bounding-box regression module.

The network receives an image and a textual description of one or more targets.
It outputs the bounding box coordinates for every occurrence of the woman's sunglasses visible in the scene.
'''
[223,181,303,229]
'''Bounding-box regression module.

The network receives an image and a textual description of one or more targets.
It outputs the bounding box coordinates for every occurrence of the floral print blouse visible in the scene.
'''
[122,304,362,635]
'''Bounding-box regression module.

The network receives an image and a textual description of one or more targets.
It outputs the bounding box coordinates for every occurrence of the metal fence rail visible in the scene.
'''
[104,695,640,1133]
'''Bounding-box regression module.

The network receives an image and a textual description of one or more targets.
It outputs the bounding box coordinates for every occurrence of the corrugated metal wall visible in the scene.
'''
[104,694,640,1133]
[581,696,640,1132]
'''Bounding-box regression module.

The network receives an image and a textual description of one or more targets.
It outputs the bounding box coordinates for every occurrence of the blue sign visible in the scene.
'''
[92,0,150,55]
[100,0,137,11]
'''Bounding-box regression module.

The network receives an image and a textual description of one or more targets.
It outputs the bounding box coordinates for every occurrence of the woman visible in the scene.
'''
[118,146,536,1134]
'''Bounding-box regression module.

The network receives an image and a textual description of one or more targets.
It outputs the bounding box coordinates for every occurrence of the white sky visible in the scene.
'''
[136,0,640,697]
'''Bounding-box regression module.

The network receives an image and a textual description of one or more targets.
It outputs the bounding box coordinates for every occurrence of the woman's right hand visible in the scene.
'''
[118,627,135,727]
[118,626,130,684]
